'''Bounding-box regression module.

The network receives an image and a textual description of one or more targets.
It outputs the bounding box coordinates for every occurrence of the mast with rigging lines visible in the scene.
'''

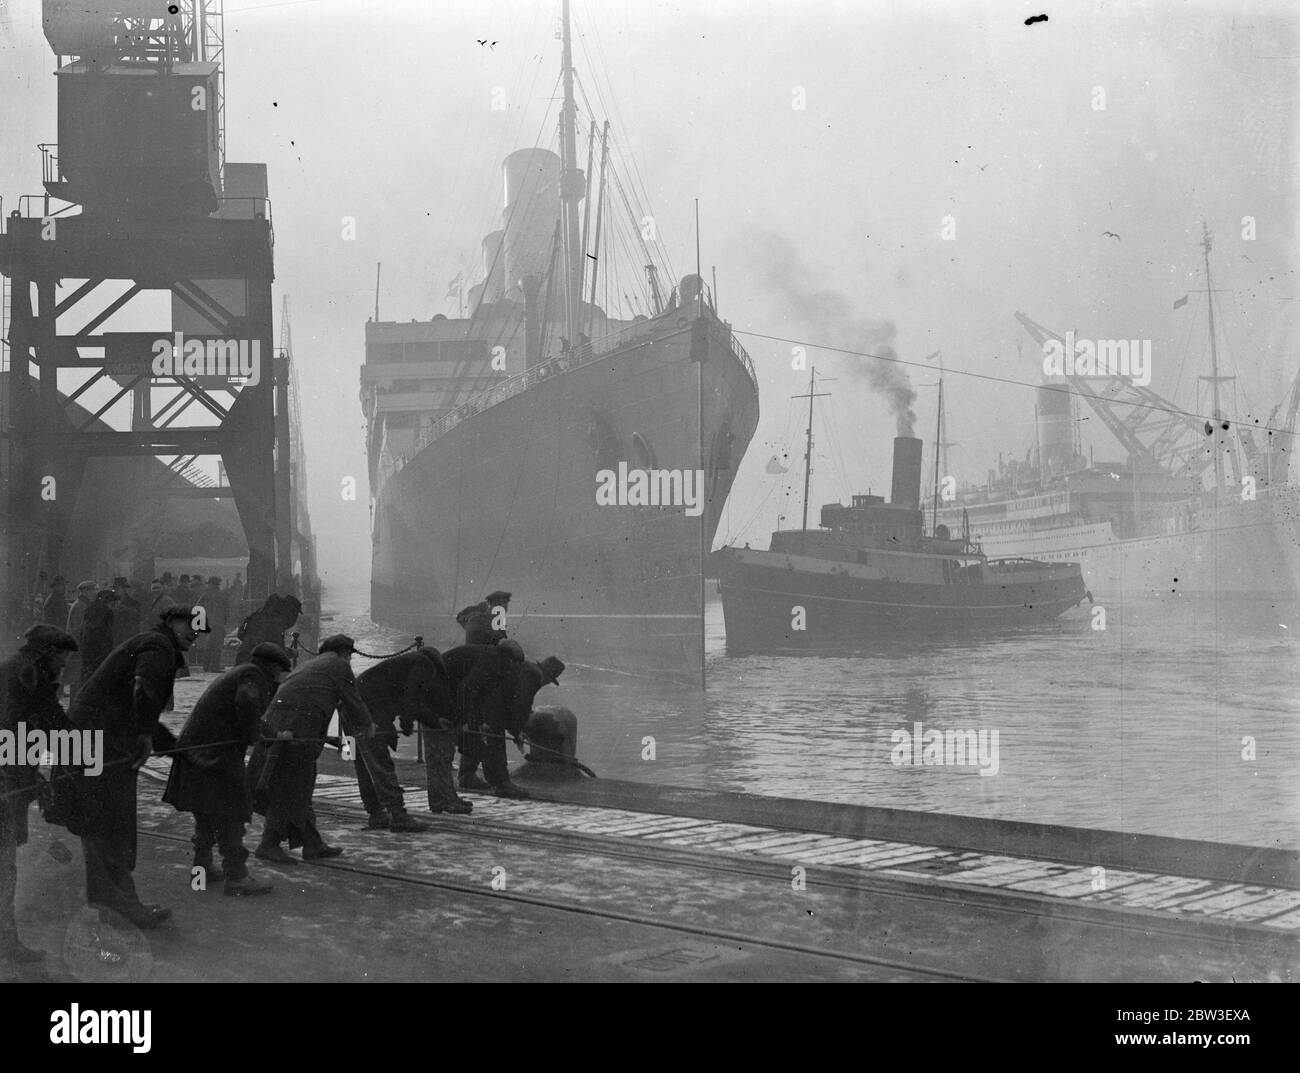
[558,0,586,347]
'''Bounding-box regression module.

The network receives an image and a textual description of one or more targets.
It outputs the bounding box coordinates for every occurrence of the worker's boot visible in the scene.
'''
[192,836,224,883]
[224,873,274,897]
[365,811,391,830]
[387,809,430,833]
[254,840,296,864]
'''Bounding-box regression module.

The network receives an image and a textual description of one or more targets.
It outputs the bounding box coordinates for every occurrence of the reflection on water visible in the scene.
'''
[323,583,1300,850]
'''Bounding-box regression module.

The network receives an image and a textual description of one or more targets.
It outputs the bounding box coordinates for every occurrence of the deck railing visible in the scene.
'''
[395,313,757,472]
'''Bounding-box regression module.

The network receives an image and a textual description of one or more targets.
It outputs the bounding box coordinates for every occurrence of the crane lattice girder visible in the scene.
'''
[1013,311,1213,477]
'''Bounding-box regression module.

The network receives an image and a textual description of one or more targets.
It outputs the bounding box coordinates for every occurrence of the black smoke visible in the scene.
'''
[743,229,916,437]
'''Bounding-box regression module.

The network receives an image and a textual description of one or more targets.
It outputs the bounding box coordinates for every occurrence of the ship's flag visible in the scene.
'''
[447,273,463,298]
[765,455,789,474]
[1173,293,1189,309]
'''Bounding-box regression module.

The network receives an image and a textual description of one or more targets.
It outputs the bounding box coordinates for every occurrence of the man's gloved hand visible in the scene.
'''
[131,733,153,770]
[276,729,294,741]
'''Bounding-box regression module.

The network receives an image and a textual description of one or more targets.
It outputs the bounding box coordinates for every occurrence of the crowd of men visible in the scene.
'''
[36,572,246,690]
[0,586,562,966]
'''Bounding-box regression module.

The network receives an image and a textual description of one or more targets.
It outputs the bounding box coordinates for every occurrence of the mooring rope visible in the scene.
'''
[288,633,424,662]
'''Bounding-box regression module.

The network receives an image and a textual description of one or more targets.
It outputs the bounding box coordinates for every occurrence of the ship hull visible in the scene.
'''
[957,491,1300,602]
[716,548,1087,655]
[369,317,759,683]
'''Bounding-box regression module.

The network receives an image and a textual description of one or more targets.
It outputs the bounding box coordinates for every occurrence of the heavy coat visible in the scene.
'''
[195,585,228,636]
[79,599,116,680]
[461,601,507,646]
[440,645,548,738]
[65,595,94,640]
[113,595,142,647]
[0,648,67,846]
[355,649,452,745]
[246,652,374,819]
[235,596,300,664]
[42,592,68,627]
[63,628,182,841]
[162,662,275,820]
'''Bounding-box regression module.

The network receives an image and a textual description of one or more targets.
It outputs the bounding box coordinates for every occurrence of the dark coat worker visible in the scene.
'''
[355,648,461,822]
[66,605,204,928]
[0,626,77,964]
[247,635,374,863]
[458,590,512,646]
[235,594,302,665]
[162,643,292,895]
[443,644,564,799]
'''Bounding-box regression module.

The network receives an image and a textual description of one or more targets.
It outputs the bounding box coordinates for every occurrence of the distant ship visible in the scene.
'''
[936,227,1300,602]
[362,3,759,683]
[715,372,1086,654]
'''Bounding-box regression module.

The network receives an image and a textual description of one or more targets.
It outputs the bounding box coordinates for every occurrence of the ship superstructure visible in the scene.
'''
[936,228,1300,600]
[362,3,758,682]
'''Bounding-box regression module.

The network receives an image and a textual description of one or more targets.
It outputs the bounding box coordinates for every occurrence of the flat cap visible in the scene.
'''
[318,634,357,655]
[21,624,78,652]
[484,590,512,605]
[250,642,293,671]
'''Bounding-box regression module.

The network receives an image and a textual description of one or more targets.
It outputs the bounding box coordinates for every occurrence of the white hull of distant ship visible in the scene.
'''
[935,236,1300,605]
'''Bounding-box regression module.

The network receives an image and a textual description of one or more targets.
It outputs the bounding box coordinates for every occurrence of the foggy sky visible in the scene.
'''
[2,0,1296,593]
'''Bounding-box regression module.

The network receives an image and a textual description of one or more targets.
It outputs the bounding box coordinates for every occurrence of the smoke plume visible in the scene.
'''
[743,229,916,437]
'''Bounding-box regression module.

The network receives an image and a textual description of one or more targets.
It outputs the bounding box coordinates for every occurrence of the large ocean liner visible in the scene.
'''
[362,3,759,682]
[935,229,1300,601]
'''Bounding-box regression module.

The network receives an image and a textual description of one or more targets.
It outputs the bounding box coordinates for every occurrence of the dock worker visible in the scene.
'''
[235,594,302,664]
[112,578,141,646]
[195,577,228,673]
[64,581,98,692]
[0,626,78,966]
[65,580,98,640]
[459,590,512,646]
[356,648,466,821]
[446,646,564,798]
[247,634,374,863]
[78,589,119,685]
[66,605,206,929]
[41,577,69,627]
[148,579,177,619]
[162,642,292,896]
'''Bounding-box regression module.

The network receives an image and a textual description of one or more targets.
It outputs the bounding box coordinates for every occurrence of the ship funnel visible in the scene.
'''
[502,149,561,291]
[482,230,506,303]
[890,436,923,509]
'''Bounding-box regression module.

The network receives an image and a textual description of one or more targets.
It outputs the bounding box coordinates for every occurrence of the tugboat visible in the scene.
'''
[715,370,1087,654]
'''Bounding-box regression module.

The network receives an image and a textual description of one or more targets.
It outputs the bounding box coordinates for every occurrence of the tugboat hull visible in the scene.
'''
[717,548,1087,655]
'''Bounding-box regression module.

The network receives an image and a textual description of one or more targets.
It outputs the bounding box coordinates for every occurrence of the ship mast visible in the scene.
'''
[1200,222,1228,502]
[793,367,830,550]
[931,363,944,535]
[559,0,585,347]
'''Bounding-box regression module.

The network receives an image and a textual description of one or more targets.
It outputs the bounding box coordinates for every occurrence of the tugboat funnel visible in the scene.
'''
[890,436,923,510]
